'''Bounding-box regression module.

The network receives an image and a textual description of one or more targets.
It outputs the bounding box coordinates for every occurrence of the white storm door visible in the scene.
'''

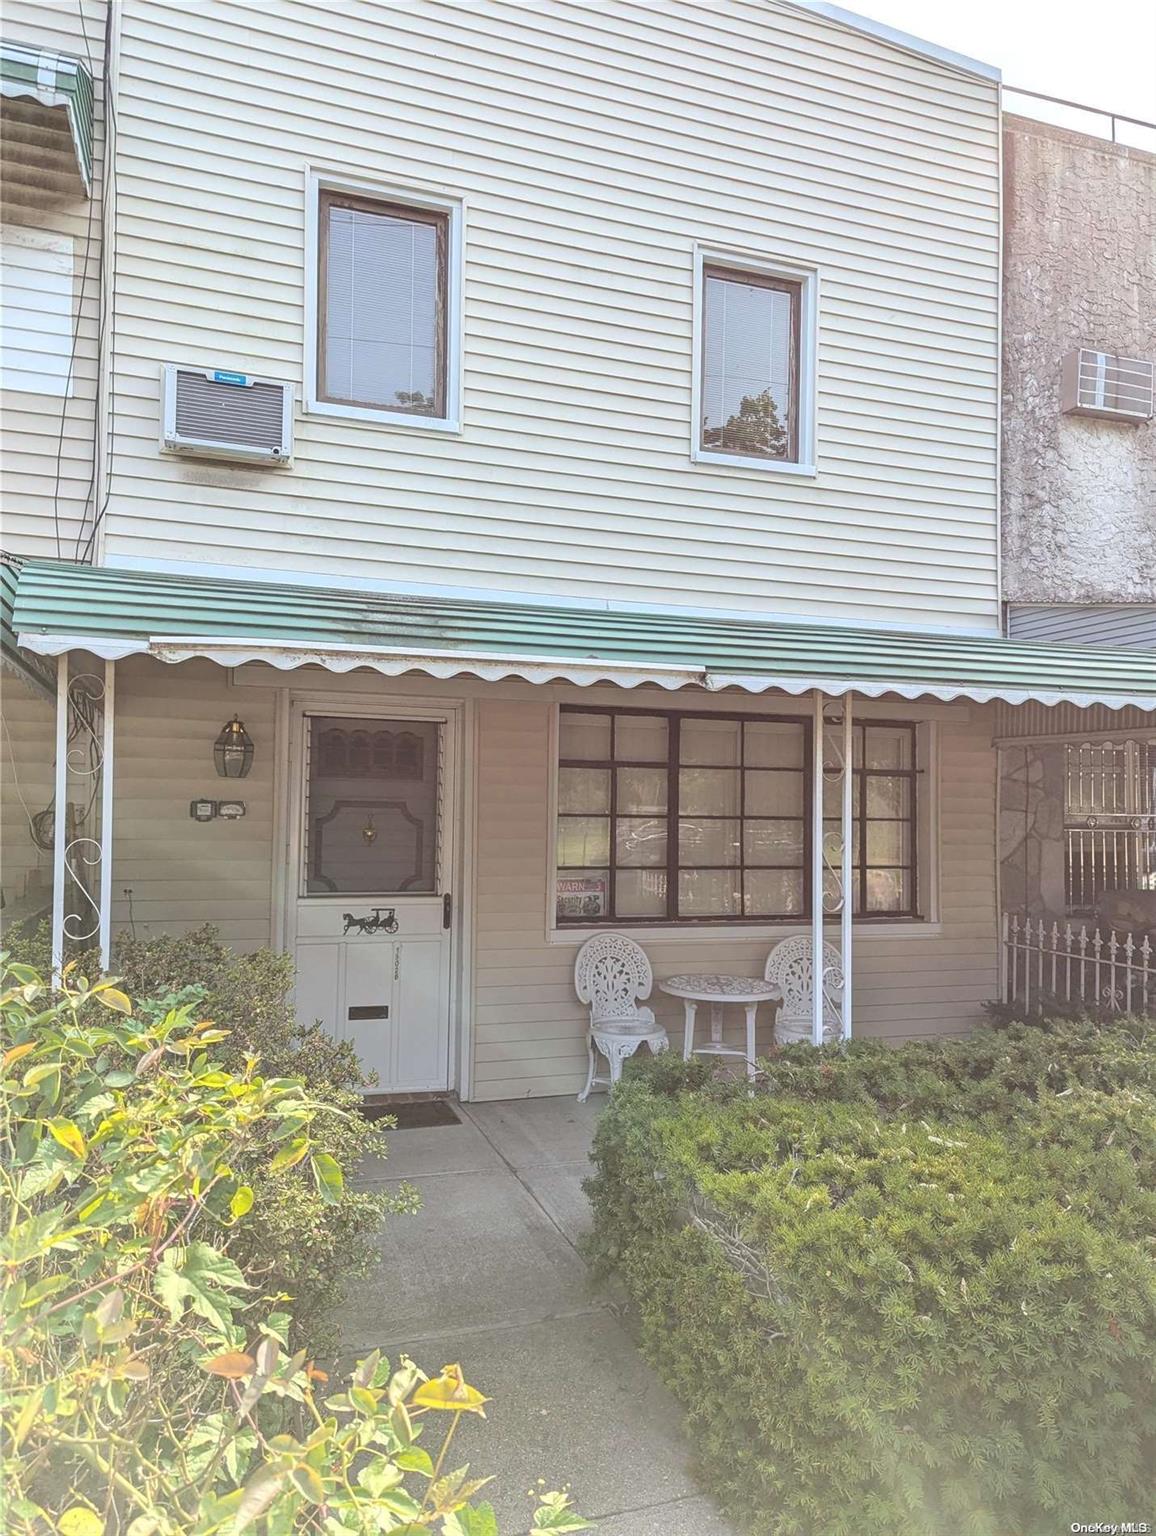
[293,712,453,1094]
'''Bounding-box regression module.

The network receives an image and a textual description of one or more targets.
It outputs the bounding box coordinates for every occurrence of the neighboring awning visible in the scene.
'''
[1,555,54,701]
[1,42,94,198]
[12,558,1156,711]
[1008,603,1156,654]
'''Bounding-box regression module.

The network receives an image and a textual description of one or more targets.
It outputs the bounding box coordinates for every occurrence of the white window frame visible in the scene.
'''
[690,244,818,477]
[303,169,464,433]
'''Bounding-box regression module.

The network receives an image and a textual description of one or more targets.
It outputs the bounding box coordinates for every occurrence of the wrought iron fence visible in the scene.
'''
[1001,913,1154,1016]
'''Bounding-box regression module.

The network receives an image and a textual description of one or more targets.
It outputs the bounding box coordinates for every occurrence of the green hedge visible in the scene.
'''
[585,1021,1156,1536]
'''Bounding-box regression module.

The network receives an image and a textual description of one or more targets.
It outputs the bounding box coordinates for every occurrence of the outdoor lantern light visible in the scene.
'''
[213,716,254,779]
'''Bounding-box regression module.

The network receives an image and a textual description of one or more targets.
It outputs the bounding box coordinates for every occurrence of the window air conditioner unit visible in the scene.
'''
[161,364,294,464]
[1061,349,1154,423]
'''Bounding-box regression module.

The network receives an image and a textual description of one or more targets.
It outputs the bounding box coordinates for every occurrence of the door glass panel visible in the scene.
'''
[305,716,439,895]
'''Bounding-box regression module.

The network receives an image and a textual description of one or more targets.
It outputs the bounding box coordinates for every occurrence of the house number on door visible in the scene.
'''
[341,907,399,936]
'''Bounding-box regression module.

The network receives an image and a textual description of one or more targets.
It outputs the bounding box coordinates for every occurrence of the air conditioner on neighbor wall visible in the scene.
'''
[1060,349,1155,423]
[161,364,295,464]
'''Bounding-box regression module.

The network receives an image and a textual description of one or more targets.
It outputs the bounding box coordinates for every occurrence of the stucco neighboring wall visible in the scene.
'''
[1001,115,1156,604]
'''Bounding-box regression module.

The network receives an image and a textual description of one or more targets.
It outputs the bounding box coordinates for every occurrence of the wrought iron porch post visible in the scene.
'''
[98,657,115,969]
[811,689,824,1046]
[840,693,853,1040]
[51,653,69,985]
[49,653,116,981]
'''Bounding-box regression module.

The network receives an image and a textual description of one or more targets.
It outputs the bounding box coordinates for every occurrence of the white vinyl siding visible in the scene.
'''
[107,658,278,951]
[1,232,76,396]
[100,0,1000,631]
[0,676,55,925]
[0,0,105,562]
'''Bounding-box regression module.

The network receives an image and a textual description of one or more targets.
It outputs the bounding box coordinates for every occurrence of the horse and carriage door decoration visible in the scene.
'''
[292,711,455,1094]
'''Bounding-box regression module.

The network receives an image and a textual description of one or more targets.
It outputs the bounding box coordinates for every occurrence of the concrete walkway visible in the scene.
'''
[347,1095,737,1536]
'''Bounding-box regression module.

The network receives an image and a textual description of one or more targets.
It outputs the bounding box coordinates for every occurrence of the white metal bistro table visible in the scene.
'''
[658,974,781,1077]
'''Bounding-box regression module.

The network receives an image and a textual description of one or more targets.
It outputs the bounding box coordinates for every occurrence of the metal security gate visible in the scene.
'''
[1064,740,1155,913]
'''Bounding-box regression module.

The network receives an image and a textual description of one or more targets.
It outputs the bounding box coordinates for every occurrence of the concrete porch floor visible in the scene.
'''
[348,1095,738,1536]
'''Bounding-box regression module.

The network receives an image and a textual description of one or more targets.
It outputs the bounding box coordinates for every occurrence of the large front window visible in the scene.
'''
[554,708,919,925]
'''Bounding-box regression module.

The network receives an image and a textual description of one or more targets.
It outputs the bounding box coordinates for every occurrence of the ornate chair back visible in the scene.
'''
[764,934,844,1043]
[574,932,654,1029]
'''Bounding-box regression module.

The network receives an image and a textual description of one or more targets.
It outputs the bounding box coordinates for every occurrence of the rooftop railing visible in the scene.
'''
[1003,86,1156,154]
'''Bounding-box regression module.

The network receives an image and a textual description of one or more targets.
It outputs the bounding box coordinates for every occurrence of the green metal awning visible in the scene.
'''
[1,42,94,198]
[11,558,1156,711]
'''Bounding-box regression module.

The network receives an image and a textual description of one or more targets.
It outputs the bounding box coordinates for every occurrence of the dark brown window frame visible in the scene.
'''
[555,705,921,928]
[316,189,449,419]
[828,722,920,920]
[699,264,802,464]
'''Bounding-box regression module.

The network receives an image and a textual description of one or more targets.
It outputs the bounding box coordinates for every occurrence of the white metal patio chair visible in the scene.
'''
[764,935,845,1046]
[573,932,669,1101]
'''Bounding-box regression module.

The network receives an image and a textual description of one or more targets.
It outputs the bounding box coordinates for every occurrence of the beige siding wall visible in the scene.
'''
[1,0,106,561]
[472,691,999,1100]
[107,656,276,951]
[100,0,1000,630]
[0,672,55,926]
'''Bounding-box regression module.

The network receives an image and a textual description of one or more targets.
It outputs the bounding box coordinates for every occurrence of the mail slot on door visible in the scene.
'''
[348,1005,389,1021]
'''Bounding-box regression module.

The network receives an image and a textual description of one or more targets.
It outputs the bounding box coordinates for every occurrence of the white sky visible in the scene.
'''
[853,0,1156,123]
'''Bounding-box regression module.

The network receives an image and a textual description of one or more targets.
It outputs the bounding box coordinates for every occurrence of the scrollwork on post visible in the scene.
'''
[65,672,106,779]
[820,702,849,917]
[63,837,102,944]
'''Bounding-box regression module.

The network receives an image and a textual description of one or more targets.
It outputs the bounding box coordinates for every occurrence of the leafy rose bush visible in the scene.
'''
[1,924,406,1357]
[1,961,589,1535]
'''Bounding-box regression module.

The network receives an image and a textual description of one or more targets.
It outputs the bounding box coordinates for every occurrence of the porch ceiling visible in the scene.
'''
[11,558,1156,710]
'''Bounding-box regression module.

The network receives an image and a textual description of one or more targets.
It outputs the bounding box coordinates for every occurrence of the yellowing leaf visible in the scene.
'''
[270,1136,308,1173]
[46,1118,86,1160]
[289,1465,325,1503]
[57,1509,105,1536]
[229,1185,254,1219]
[2,1040,36,1071]
[13,1386,44,1449]
[91,986,132,1015]
[233,1464,286,1532]
[203,1350,255,1380]
[410,1364,490,1417]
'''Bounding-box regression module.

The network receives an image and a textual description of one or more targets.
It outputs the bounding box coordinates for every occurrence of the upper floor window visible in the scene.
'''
[307,176,461,430]
[693,251,817,474]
